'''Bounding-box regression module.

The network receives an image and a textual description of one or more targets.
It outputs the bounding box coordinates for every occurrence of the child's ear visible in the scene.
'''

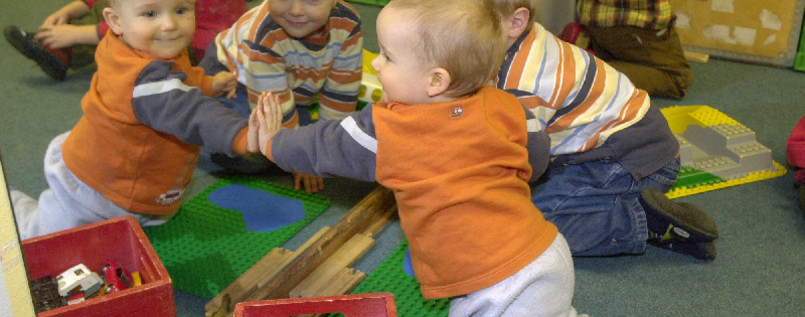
[506,8,531,39]
[426,67,451,97]
[102,7,124,36]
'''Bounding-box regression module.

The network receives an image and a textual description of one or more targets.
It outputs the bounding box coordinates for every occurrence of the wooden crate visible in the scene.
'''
[670,0,805,67]
[22,216,175,317]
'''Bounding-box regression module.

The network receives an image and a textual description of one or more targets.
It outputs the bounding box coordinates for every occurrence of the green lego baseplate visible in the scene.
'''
[662,105,787,198]
[352,240,450,316]
[143,175,330,298]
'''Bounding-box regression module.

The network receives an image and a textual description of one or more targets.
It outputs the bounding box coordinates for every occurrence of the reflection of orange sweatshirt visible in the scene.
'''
[268,86,557,299]
[62,31,249,215]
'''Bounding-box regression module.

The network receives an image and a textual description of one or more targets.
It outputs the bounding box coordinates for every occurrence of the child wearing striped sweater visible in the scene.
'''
[199,0,364,192]
[493,0,719,260]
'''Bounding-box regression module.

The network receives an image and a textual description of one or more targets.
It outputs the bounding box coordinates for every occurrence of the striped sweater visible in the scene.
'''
[209,0,363,127]
[495,22,678,179]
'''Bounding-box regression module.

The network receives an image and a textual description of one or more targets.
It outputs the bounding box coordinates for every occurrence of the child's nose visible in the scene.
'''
[370,56,381,71]
[162,16,178,30]
[289,1,305,16]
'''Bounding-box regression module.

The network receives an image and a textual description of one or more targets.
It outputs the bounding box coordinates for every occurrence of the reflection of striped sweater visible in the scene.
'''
[495,23,678,179]
[211,0,363,127]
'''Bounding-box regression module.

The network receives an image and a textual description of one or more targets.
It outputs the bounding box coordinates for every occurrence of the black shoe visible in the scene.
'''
[210,152,271,174]
[652,240,717,260]
[4,25,39,59]
[3,25,69,80]
[640,187,719,243]
[640,187,719,260]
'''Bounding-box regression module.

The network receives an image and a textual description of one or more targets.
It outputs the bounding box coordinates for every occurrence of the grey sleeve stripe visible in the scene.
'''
[133,78,194,98]
[340,116,377,153]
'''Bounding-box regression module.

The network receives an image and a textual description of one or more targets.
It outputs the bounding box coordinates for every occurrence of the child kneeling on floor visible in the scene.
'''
[11,0,247,240]
[493,0,719,260]
[246,0,585,315]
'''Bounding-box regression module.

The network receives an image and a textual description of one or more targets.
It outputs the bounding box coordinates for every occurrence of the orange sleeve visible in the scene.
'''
[231,127,250,156]
[264,138,275,162]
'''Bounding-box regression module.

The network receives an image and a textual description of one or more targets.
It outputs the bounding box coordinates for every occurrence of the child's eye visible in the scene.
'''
[176,8,187,15]
[143,11,157,18]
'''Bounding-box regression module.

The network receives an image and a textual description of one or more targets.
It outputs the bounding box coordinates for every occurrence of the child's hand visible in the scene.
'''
[293,172,325,193]
[253,92,284,156]
[35,24,90,49]
[40,10,71,28]
[247,106,260,154]
[211,71,237,98]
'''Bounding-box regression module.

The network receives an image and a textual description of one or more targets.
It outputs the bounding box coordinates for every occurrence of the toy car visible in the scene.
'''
[102,261,133,294]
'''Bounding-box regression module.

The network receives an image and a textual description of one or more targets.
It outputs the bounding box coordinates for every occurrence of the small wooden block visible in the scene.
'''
[684,50,709,63]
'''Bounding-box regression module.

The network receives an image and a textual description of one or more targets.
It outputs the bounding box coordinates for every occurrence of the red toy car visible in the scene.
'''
[102,261,133,294]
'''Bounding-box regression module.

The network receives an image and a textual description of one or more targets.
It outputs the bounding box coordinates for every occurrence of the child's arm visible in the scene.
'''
[260,105,379,183]
[35,24,100,49]
[523,105,551,182]
[132,61,248,156]
[35,1,99,49]
[39,1,89,28]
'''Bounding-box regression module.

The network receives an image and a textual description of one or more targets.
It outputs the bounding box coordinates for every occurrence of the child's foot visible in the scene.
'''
[640,187,719,259]
[653,240,717,261]
[3,25,70,80]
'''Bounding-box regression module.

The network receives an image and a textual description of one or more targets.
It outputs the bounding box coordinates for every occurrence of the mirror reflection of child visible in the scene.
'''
[11,0,251,240]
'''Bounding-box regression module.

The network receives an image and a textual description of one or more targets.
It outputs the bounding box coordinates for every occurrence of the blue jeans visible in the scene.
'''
[532,157,680,256]
[218,83,251,118]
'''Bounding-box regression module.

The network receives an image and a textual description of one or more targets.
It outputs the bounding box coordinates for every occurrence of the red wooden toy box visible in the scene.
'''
[21,215,175,317]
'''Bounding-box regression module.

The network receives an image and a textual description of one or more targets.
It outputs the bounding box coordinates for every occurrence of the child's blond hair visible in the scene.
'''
[106,0,196,9]
[386,0,506,98]
[491,0,539,25]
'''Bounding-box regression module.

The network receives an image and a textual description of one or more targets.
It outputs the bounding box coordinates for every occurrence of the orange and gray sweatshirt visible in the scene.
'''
[265,86,557,299]
[62,30,249,215]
